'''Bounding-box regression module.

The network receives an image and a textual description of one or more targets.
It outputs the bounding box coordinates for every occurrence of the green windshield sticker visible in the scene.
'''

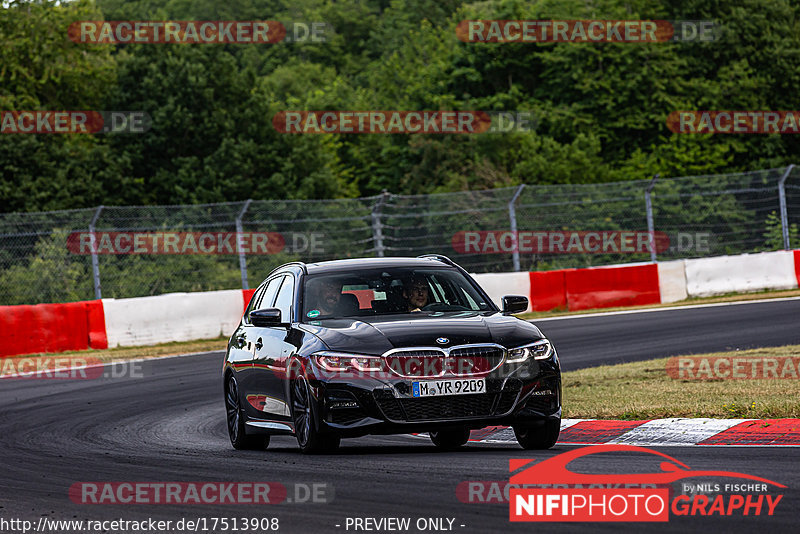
[307,309,321,318]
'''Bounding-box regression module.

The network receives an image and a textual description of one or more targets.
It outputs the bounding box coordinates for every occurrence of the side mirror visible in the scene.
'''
[502,295,529,314]
[250,308,282,327]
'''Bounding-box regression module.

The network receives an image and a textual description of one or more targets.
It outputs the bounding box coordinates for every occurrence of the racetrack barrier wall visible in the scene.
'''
[470,272,532,313]
[102,290,245,347]
[2,249,799,357]
[529,270,568,311]
[86,300,109,350]
[795,250,800,287]
[657,260,688,303]
[243,288,257,313]
[684,251,798,297]
[0,300,107,357]
[564,263,661,311]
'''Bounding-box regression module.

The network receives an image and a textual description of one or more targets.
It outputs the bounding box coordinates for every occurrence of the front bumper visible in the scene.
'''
[308,356,562,438]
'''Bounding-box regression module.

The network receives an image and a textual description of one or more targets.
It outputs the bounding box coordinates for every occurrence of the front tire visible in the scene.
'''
[225,375,270,450]
[429,427,470,450]
[514,419,560,450]
[291,377,340,454]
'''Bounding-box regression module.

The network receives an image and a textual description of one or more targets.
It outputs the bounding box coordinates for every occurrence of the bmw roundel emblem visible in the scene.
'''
[436,337,449,345]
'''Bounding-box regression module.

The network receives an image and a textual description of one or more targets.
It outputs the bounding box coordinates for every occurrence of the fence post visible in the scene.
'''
[508,185,525,272]
[371,191,389,257]
[236,199,253,289]
[89,205,104,299]
[778,164,795,250]
[645,174,659,262]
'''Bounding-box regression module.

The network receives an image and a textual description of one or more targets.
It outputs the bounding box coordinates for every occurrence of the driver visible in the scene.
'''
[315,278,344,316]
[403,276,429,312]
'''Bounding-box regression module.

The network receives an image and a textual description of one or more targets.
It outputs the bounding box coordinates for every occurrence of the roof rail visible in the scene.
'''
[267,261,307,277]
[417,254,457,267]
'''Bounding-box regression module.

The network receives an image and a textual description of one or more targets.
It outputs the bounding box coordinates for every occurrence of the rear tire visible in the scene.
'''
[291,377,340,454]
[225,375,270,450]
[429,427,470,450]
[514,419,560,450]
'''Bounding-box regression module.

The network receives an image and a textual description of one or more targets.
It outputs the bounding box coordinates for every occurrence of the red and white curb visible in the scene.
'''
[467,418,800,446]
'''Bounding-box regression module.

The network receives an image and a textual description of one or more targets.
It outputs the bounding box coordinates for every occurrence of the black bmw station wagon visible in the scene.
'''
[223,255,561,453]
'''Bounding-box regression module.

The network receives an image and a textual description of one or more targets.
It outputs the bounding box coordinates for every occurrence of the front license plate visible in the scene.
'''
[412,378,486,397]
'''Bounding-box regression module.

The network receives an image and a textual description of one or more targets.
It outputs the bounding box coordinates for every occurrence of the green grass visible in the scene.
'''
[562,345,800,419]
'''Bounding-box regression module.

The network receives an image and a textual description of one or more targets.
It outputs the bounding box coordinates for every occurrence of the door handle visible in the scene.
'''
[236,335,246,347]
[255,338,263,351]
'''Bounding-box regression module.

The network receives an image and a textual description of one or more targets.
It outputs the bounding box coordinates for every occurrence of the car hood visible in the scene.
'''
[298,312,544,355]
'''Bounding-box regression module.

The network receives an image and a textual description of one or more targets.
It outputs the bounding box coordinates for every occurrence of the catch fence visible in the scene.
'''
[1,166,798,305]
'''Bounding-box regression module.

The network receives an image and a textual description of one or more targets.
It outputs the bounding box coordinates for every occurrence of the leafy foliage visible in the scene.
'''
[3,0,800,213]
[3,0,800,303]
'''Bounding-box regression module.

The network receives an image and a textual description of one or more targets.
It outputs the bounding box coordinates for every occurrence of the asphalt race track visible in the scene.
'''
[1,298,798,533]
[537,297,800,371]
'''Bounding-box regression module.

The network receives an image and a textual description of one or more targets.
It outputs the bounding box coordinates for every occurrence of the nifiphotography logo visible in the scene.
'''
[509,445,785,522]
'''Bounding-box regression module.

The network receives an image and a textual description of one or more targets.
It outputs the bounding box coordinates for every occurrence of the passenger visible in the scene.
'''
[404,277,430,312]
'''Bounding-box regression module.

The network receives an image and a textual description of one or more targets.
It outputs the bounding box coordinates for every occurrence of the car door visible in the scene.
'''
[249,274,296,420]
[228,282,268,385]
[237,275,284,413]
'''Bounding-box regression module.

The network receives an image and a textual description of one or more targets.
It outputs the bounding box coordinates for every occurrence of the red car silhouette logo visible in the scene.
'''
[510,444,785,487]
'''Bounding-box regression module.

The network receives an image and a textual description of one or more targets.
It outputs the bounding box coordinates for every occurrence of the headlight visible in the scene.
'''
[506,339,553,363]
[314,351,383,372]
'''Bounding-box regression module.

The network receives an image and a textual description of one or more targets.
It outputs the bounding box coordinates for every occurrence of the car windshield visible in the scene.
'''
[301,267,494,321]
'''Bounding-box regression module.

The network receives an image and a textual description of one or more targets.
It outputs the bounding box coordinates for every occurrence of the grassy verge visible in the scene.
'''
[562,345,800,419]
[519,288,800,320]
